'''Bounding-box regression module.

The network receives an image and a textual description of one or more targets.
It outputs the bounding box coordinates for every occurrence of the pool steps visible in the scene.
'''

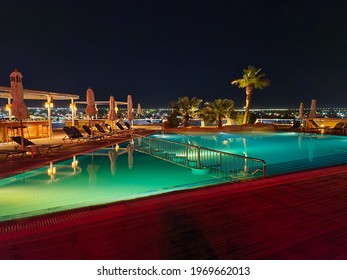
[133,136,266,182]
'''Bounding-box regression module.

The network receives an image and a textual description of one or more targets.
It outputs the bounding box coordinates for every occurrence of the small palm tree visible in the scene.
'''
[231,65,270,124]
[177,96,203,127]
[201,99,235,128]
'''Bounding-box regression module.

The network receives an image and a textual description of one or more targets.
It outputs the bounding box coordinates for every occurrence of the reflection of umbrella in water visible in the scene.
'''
[306,137,316,163]
[87,153,99,185]
[87,163,99,185]
[127,143,134,169]
[10,69,29,150]
[137,136,142,146]
[108,149,119,175]
[298,134,302,149]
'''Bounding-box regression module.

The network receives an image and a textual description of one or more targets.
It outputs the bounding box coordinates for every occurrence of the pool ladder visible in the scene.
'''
[133,136,267,181]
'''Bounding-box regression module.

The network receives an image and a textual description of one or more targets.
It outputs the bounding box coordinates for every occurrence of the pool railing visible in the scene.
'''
[133,136,267,181]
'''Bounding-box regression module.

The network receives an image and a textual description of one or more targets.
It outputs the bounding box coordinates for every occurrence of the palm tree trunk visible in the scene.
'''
[184,117,190,127]
[218,117,223,128]
[243,94,252,124]
[243,87,253,124]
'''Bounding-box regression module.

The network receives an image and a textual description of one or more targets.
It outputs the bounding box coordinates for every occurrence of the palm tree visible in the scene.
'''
[177,96,203,127]
[231,65,270,124]
[201,99,235,128]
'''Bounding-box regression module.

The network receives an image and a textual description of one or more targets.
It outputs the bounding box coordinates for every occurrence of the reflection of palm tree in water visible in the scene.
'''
[243,138,248,172]
[108,149,119,175]
[306,137,316,162]
[127,143,134,169]
[298,134,302,150]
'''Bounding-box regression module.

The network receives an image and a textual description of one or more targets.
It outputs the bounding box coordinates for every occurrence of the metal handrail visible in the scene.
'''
[133,136,267,181]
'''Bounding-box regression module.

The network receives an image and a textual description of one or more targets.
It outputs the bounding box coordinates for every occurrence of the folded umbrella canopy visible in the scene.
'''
[127,94,133,122]
[85,87,97,117]
[108,95,118,130]
[137,103,142,116]
[108,95,117,122]
[309,99,317,118]
[298,102,304,120]
[10,69,29,150]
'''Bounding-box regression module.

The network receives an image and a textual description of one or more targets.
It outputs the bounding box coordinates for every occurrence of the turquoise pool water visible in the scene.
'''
[1,132,347,222]
[151,132,347,174]
[0,145,221,221]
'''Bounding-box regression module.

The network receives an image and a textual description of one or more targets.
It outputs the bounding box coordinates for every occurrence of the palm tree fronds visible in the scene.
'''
[231,65,270,124]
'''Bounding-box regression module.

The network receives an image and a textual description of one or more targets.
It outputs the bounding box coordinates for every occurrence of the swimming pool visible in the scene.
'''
[1,132,346,222]
[0,144,223,222]
[151,132,347,174]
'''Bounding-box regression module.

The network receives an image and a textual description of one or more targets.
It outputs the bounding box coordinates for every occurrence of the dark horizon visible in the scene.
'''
[1,0,346,109]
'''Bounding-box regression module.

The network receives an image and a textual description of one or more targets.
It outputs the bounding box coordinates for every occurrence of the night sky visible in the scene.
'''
[1,0,346,109]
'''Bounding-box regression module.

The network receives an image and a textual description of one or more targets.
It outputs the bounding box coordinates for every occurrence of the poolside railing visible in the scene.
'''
[133,136,266,181]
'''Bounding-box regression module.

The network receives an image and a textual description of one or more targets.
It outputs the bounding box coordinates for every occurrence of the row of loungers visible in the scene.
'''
[63,126,104,143]
[1,122,143,160]
[306,120,347,135]
[62,123,137,143]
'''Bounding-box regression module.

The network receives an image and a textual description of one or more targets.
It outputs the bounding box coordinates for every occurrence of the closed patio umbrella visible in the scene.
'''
[108,95,117,129]
[10,69,29,150]
[298,102,304,119]
[309,99,317,118]
[137,103,142,116]
[127,95,134,122]
[85,87,97,118]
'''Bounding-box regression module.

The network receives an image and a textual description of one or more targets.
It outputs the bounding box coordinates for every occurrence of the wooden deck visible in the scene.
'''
[1,164,347,260]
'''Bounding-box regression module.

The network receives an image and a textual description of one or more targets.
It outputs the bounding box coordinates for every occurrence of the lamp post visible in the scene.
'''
[6,98,12,120]
[45,96,54,138]
[70,98,76,126]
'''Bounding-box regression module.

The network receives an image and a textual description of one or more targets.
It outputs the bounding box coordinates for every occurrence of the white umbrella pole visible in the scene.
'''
[48,100,52,139]
[71,98,75,127]
[20,119,25,150]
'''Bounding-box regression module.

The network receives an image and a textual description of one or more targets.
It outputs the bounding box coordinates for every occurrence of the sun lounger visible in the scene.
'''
[99,123,127,138]
[94,123,114,136]
[0,149,26,160]
[63,126,86,143]
[81,125,104,140]
[324,122,347,135]
[115,122,134,135]
[306,119,320,133]
[116,122,126,130]
[124,122,143,133]
[104,123,113,133]
[11,136,61,155]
